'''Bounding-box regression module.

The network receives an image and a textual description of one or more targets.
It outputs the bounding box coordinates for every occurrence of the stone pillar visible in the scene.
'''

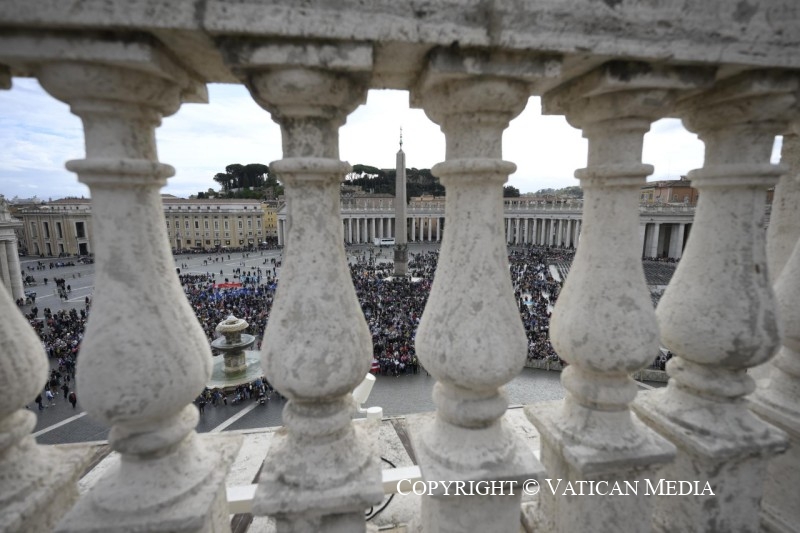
[0,196,25,301]
[278,219,285,246]
[236,44,383,530]
[427,217,433,241]
[436,218,441,241]
[0,242,10,295]
[409,48,550,532]
[0,254,89,531]
[750,130,800,532]
[370,217,375,242]
[668,223,685,259]
[523,218,529,244]
[633,71,794,532]
[528,62,690,532]
[5,239,24,301]
[766,133,800,282]
[37,56,241,532]
[647,223,660,257]
[347,218,353,243]
[506,217,512,243]
[638,223,647,258]
[411,217,416,242]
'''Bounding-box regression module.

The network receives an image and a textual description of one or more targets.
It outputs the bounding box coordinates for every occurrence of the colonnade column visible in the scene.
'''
[751,130,800,532]
[230,41,383,530]
[411,217,416,242]
[0,242,10,294]
[4,238,24,300]
[527,62,693,531]
[633,70,795,532]
[36,49,241,532]
[647,222,660,257]
[436,218,441,241]
[668,223,685,259]
[409,48,552,532]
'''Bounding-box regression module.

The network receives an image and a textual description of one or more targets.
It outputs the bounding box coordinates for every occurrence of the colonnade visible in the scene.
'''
[0,203,24,301]
[505,217,582,247]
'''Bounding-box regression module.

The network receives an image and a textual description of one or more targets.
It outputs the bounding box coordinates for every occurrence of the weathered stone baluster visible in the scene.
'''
[408,49,554,532]
[225,42,383,531]
[526,62,713,532]
[0,282,88,531]
[34,47,241,532]
[633,71,796,532]
[751,130,800,532]
[766,133,800,281]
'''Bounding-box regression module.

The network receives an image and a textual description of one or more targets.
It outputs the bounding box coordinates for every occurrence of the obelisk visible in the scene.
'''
[394,129,408,276]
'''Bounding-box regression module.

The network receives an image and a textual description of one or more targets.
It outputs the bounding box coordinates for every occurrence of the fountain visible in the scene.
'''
[208,315,264,390]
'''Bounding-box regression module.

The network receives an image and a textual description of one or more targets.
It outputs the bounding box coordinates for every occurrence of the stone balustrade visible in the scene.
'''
[0,2,798,532]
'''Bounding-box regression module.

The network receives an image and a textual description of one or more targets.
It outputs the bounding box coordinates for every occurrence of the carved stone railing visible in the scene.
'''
[0,3,799,532]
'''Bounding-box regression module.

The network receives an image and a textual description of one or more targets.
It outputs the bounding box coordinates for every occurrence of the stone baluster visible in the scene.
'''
[0,279,88,530]
[750,128,800,532]
[766,133,800,281]
[633,71,796,532]
[33,45,241,532]
[408,49,555,532]
[224,41,383,531]
[526,62,713,531]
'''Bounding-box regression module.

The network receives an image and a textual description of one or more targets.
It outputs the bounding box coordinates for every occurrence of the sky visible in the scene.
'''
[0,78,783,201]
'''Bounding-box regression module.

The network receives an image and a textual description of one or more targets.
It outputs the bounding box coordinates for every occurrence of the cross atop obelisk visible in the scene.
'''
[394,127,408,277]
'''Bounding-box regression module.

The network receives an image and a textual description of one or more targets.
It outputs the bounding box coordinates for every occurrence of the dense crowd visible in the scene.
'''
[23,243,676,414]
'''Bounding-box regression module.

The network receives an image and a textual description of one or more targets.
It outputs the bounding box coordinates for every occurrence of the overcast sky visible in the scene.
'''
[0,78,782,201]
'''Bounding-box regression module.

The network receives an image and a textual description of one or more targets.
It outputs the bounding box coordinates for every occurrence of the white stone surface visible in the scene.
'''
[410,48,545,533]
[238,59,383,531]
[634,71,795,532]
[751,129,800,533]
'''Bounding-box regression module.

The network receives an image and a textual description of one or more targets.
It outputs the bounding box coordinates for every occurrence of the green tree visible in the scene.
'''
[503,185,521,197]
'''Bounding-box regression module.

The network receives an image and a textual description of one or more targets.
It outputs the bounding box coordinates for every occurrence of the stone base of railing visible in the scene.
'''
[1,442,93,533]
[57,433,242,533]
[523,360,669,383]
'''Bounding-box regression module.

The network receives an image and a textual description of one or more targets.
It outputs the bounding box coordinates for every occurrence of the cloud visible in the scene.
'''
[0,80,786,200]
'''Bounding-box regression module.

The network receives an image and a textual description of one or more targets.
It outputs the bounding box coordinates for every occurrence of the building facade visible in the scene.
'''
[14,197,274,255]
[16,198,93,257]
[640,176,700,205]
[162,197,265,250]
[278,197,698,259]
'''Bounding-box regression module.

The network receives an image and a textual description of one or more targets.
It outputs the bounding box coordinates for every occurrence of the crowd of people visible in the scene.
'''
[23,243,676,415]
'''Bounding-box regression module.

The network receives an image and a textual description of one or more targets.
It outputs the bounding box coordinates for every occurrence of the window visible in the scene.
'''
[56,222,63,239]
[43,222,50,239]
[194,220,200,229]
[185,220,190,229]
[238,220,243,229]
[225,240,230,245]
[166,221,170,228]
[204,220,209,229]
[30,222,37,237]
[247,220,252,229]
[214,221,219,230]
[224,221,229,230]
